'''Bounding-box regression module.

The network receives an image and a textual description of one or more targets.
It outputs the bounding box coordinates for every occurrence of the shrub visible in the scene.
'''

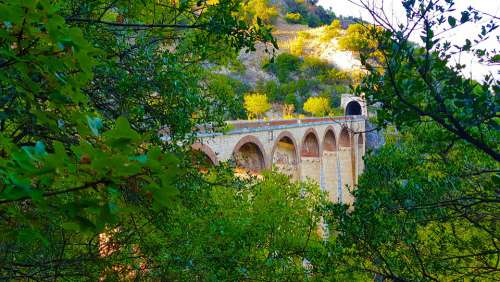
[290,36,305,56]
[257,80,282,102]
[207,74,249,120]
[263,53,302,82]
[329,107,344,116]
[300,57,331,77]
[321,19,342,42]
[244,93,271,119]
[303,96,331,117]
[285,12,302,24]
[242,0,279,24]
[284,93,298,109]
[282,104,295,118]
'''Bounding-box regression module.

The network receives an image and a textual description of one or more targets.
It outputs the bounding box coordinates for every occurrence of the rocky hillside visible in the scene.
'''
[213,0,368,120]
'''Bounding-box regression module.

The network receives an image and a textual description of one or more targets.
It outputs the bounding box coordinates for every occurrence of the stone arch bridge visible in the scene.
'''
[193,116,366,204]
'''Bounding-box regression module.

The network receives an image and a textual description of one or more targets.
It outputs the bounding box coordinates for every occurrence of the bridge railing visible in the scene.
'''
[193,116,366,138]
[226,116,361,129]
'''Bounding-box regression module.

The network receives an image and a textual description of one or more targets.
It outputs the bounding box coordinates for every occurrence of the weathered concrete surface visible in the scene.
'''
[194,116,366,204]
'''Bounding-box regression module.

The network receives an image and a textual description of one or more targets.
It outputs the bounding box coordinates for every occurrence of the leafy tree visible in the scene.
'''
[0,0,277,279]
[206,74,250,120]
[303,96,331,117]
[327,0,500,280]
[244,93,271,119]
[240,0,279,25]
[155,171,326,280]
[338,23,385,63]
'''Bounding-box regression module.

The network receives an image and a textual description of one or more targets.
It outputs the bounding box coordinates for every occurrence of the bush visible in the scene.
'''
[290,36,305,56]
[285,12,302,24]
[303,96,331,117]
[329,107,344,116]
[241,0,279,24]
[257,80,282,102]
[284,93,298,109]
[244,93,271,119]
[300,57,331,77]
[207,74,250,120]
[263,53,302,82]
[321,19,342,42]
[305,13,321,27]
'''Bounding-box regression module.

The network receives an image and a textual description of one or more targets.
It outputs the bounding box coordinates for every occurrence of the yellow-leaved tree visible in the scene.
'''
[303,96,331,117]
[244,93,271,120]
[241,0,278,24]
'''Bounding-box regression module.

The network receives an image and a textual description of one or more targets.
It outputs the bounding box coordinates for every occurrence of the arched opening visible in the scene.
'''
[345,101,362,115]
[233,141,266,173]
[272,133,298,179]
[191,143,218,172]
[301,132,320,157]
[323,130,337,152]
[339,128,351,147]
[338,127,354,204]
[300,129,321,183]
[358,134,364,145]
[323,129,339,202]
[192,150,215,166]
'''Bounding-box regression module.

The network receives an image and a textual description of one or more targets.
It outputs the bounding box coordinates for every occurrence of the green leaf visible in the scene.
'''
[447,16,456,27]
[103,117,141,148]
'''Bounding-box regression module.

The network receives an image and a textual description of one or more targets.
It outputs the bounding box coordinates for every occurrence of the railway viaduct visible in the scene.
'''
[192,95,367,204]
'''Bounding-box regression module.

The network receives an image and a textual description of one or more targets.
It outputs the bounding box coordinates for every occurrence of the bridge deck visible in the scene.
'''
[199,116,365,137]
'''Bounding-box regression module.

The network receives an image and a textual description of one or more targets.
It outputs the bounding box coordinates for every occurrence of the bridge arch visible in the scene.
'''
[192,143,218,165]
[338,127,354,204]
[322,127,339,202]
[301,128,321,157]
[345,101,362,116]
[233,135,268,173]
[339,127,351,147]
[272,131,299,179]
[323,127,337,152]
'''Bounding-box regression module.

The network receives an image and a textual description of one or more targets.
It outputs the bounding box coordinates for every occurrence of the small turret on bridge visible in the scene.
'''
[192,109,366,205]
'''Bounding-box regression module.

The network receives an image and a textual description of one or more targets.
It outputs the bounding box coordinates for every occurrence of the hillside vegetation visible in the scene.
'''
[211,0,375,120]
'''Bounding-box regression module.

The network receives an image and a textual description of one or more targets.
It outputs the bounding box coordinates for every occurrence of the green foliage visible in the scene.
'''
[300,57,331,77]
[328,124,499,280]
[283,0,335,27]
[207,74,250,120]
[0,0,277,279]
[262,53,301,83]
[284,93,298,109]
[256,80,281,102]
[150,171,326,280]
[329,0,500,280]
